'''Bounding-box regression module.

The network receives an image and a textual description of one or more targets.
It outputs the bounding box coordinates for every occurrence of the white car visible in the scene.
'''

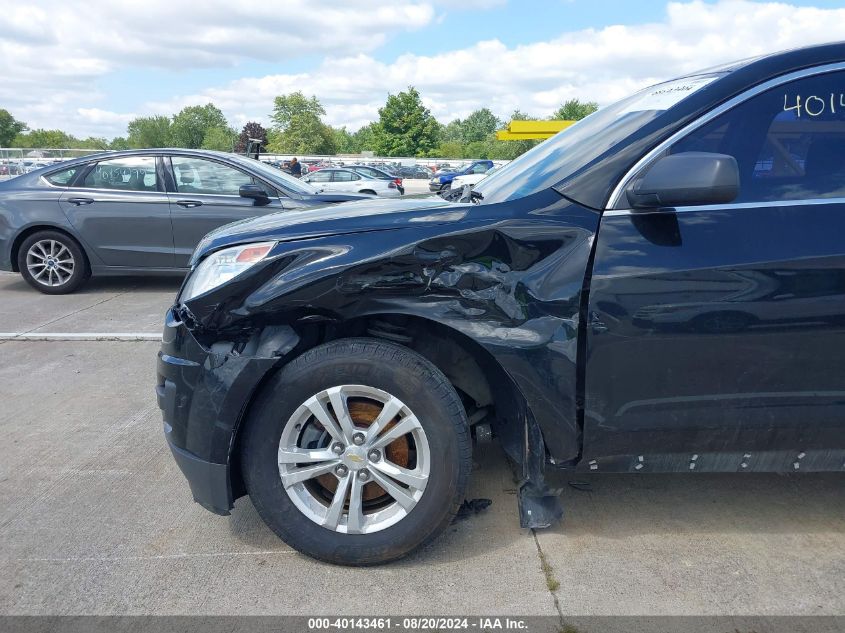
[302,168,400,197]
[451,164,500,190]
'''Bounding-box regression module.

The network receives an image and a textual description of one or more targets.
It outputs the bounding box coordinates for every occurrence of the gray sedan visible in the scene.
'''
[0,149,367,293]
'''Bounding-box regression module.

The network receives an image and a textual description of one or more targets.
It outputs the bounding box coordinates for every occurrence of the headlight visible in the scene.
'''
[181,241,275,301]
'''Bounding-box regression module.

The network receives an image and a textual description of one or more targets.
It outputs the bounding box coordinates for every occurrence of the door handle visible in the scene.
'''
[67,197,94,206]
[176,200,203,208]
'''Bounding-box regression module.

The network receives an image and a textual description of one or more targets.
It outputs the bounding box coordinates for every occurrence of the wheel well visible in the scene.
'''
[229,313,530,500]
[10,226,90,273]
[359,189,377,195]
[318,315,526,425]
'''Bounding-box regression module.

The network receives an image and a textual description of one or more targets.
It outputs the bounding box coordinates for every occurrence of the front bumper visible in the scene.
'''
[155,307,299,515]
[428,182,443,191]
[164,427,232,515]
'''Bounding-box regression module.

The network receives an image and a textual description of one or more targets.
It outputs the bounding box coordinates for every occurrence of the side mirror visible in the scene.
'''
[627,152,739,210]
[239,184,269,200]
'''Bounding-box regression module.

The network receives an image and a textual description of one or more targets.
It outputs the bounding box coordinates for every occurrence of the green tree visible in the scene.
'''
[374,87,441,157]
[77,137,110,150]
[552,99,598,121]
[464,140,491,159]
[110,137,131,150]
[127,115,172,148]
[461,108,500,144]
[201,126,237,151]
[269,114,336,155]
[271,92,325,129]
[12,129,76,148]
[352,122,380,152]
[331,126,360,154]
[440,119,464,144]
[0,109,27,146]
[269,92,336,155]
[170,104,229,149]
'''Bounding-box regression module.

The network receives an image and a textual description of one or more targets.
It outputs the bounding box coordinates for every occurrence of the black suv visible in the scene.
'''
[158,43,845,565]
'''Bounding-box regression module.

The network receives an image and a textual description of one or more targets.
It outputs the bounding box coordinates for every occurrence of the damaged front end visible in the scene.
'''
[156,191,600,527]
[156,306,301,514]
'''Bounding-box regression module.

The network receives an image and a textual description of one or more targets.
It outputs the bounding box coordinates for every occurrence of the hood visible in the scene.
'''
[190,196,469,265]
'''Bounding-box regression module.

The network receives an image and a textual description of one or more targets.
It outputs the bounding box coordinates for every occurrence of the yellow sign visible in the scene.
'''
[496,120,574,140]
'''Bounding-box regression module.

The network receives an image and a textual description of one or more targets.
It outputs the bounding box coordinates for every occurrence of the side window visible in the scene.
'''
[471,164,488,174]
[45,167,78,186]
[333,171,354,182]
[171,157,252,195]
[670,70,845,203]
[309,170,332,183]
[82,157,158,191]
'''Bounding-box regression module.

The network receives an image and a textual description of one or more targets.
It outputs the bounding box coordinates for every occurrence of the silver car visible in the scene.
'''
[302,168,401,197]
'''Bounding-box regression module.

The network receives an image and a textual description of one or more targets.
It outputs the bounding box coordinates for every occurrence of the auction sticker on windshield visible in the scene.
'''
[618,75,717,114]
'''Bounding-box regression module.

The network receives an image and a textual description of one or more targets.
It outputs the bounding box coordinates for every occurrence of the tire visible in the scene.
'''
[17,230,89,294]
[241,337,471,565]
[359,189,377,195]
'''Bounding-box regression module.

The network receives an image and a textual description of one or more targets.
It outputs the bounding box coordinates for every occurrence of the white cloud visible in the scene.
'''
[139,1,845,133]
[0,0,436,137]
[3,1,845,139]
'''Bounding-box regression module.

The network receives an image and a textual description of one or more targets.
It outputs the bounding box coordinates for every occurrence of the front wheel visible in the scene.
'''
[241,338,471,565]
[17,230,89,294]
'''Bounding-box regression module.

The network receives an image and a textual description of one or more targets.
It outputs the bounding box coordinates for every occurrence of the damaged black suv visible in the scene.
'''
[158,43,845,565]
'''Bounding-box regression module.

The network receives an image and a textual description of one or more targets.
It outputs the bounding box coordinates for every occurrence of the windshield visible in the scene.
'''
[474,74,721,204]
[227,155,319,195]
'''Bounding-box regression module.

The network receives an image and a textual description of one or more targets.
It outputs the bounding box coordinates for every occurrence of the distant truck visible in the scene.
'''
[428,159,494,192]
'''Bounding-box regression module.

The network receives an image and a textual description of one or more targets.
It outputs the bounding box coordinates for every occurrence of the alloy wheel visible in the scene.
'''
[278,385,430,534]
[26,239,75,287]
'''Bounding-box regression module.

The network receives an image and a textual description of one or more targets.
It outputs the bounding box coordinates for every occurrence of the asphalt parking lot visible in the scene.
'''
[0,270,843,624]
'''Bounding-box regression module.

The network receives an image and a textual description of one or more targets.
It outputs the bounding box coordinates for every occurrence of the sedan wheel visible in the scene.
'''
[18,230,89,294]
[27,239,75,288]
[241,338,471,565]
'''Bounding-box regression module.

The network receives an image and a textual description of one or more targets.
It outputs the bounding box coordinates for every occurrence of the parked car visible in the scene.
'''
[158,43,845,565]
[301,168,401,197]
[398,165,434,179]
[429,159,494,192]
[449,164,500,191]
[0,163,22,177]
[0,149,369,294]
[348,165,404,194]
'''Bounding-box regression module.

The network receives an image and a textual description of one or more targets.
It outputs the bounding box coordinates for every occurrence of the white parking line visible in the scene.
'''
[0,332,161,341]
[21,550,295,562]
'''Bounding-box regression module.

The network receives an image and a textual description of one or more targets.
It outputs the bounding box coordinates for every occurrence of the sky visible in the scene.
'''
[2,0,845,140]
